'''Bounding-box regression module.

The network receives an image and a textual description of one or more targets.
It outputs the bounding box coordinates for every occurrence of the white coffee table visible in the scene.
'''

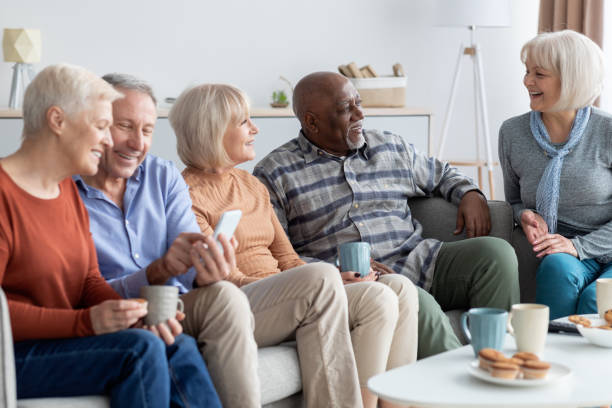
[368,333,612,407]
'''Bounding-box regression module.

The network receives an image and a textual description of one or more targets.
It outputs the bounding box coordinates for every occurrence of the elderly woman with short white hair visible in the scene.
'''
[0,63,220,407]
[499,30,612,320]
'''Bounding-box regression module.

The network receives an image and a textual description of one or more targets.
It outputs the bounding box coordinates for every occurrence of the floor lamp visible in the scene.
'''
[434,0,511,199]
[2,29,41,109]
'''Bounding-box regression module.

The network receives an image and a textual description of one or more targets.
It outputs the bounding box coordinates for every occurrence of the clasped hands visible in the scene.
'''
[521,210,577,258]
[339,259,395,284]
[91,232,237,345]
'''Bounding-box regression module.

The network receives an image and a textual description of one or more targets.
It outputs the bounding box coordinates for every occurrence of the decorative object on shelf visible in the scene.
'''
[270,75,293,108]
[270,90,288,108]
[338,62,407,108]
[434,0,511,199]
[2,28,41,109]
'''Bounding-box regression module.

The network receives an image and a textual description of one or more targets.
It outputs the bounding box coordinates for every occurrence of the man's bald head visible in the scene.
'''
[292,71,365,156]
[292,72,350,125]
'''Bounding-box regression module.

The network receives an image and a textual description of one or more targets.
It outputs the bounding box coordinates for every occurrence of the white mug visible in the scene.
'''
[596,278,612,318]
[507,303,549,354]
[140,285,184,326]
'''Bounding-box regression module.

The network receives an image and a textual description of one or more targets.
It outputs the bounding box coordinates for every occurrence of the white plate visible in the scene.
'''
[467,360,572,387]
[565,314,612,348]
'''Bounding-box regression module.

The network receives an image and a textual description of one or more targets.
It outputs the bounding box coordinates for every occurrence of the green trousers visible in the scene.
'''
[415,237,519,359]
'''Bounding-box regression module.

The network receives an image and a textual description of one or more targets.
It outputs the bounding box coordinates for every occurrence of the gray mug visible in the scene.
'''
[140,285,184,326]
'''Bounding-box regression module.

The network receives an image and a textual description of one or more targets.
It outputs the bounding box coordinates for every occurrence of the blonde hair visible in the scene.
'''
[521,30,605,111]
[170,84,250,170]
[23,63,122,136]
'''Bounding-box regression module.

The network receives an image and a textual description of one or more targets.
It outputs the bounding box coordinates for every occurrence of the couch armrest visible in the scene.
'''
[408,197,513,244]
[0,288,16,408]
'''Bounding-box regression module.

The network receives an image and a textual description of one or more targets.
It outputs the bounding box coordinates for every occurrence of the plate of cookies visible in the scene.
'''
[566,313,612,348]
[468,348,572,387]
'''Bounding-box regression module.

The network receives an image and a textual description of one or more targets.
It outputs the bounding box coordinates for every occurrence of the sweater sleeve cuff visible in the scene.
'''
[76,308,96,337]
[570,238,586,260]
[452,186,483,205]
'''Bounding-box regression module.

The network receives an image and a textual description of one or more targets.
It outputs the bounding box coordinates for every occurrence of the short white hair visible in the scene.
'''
[170,84,250,170]
[521,30,605,111]
[22,63,122,136]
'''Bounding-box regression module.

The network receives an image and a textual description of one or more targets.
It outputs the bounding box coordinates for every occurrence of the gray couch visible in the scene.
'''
[0,197,537,408]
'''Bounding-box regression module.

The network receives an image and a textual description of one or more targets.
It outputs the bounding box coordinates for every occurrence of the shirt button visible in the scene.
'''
[359,222,364,227]
[134,253,140,259]
[318,151,322,155]
[384,184,389,188]
[125,220,130,225]
[354,204,359,209]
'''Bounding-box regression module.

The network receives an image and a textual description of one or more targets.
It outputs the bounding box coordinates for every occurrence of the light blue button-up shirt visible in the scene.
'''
[74,154,199,298]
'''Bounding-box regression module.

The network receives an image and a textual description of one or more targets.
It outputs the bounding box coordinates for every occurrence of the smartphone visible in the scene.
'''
[212,210,242,254]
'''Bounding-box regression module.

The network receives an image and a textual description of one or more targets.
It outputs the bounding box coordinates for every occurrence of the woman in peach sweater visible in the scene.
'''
[171,84,418,408]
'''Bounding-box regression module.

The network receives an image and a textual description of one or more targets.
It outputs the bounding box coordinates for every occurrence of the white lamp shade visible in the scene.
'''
[3,29,41,63]
[434,0,511,27]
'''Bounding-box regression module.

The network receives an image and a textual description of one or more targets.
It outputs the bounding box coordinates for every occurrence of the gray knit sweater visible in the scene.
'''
[499,108,612,264]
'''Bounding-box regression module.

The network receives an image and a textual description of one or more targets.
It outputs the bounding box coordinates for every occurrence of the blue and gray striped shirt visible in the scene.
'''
[253,129,479,291]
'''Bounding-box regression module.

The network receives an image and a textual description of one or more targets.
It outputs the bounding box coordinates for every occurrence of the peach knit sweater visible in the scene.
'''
[182,167,305,287]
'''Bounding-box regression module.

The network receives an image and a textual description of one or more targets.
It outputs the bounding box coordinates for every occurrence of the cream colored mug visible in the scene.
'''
[140,285,184,326]
[506,303,549,354]
[596,278,612,318]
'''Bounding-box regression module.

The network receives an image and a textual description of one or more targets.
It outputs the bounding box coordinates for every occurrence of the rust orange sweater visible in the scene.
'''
[182,167,305,287]
[0,166,121,341]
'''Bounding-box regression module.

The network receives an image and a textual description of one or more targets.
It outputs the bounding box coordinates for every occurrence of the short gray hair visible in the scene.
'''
[102,73,157,105]
[521,30,605,111]
[170,84,249,170]
[22,63,121,136]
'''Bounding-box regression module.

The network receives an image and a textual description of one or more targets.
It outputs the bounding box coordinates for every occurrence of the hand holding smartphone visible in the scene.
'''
[212,210,242,254]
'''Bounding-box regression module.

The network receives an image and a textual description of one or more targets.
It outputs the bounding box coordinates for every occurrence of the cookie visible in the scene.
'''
[490,362,520,379]
[478,348,504,371]
[568,315,592,327]
[501,356,525,366]
[512,352,539,362]
[605,309,612,324]
[521,360,550,379]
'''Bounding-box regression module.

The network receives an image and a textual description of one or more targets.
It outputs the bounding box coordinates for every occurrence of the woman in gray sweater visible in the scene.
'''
[499,30,612,320]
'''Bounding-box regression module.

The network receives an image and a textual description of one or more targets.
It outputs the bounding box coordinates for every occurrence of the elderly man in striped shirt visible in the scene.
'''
[254,71,519,358]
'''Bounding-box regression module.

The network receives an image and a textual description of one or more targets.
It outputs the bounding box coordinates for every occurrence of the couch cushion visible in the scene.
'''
[258,343,301,405]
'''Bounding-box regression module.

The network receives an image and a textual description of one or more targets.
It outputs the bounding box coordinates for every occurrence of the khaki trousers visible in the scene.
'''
[181,262,362,408]
[345,274,418,386]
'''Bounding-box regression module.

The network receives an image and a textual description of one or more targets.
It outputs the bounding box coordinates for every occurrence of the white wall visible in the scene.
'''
[0,0,538,199]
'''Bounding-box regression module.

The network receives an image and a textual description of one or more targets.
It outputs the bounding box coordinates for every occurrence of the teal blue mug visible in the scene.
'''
[337,242,371,277]
[460,307,507,357]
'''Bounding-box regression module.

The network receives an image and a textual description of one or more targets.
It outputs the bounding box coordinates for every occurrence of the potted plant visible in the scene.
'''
[270,90,289,108]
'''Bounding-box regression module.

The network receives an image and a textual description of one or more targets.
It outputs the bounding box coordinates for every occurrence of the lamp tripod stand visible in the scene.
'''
[8,63,35,109]
[437,26,496,198]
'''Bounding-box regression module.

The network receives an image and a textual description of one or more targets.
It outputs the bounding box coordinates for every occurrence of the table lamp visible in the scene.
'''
[434,0,511,198]
[2,28,41,109]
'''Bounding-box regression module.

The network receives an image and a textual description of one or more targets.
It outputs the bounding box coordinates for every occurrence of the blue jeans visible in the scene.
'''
[14,330,221,408]
[536,253,612,320]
